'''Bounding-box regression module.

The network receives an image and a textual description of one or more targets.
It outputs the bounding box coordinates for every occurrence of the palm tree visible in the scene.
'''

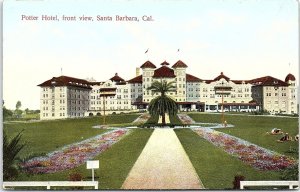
[147,80,178,125]
[3,130,25,180]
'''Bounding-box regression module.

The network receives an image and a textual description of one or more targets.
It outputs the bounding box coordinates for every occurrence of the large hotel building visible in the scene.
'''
[38,60,297,120]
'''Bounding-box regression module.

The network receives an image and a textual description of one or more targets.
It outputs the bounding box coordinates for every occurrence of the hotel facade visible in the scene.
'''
[38,60,297,120]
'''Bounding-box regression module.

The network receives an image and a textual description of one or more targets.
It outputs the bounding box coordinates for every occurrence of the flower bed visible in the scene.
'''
[22,129,130,174]
[133,113,151,124]
[177,114,196,124]
[193,128,297,170]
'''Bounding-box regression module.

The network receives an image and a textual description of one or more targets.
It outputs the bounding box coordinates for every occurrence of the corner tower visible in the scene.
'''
[285,73,297,114]
[172,60,188,102]
[140,61,156,103]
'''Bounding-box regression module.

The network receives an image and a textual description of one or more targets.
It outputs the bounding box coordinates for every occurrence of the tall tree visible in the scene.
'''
[15,101,22,118]
[16,101,21,110]
[3,130,25,180]
[147,80,178,125]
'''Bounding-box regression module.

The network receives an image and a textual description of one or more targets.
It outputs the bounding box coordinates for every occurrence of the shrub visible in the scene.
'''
[3,130,25,180]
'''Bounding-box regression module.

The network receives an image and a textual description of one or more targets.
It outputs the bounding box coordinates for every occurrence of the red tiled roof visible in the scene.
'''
[153,66,176,78]
[249,76,289,86]
[231,80,246,84]
[186,74,202,82]
[172,60,188,68]
[161,61,170,66]
[214,72,230,81]
[110,73,125,82]
[127,75,142,84]
[203,72,251,84]
[140,61,156,69]
[37,76,92,89]
[285,73,296,82]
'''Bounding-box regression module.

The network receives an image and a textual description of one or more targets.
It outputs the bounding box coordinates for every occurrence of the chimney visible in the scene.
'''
[136,67,140,77]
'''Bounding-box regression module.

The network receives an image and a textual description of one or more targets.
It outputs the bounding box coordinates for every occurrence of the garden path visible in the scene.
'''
[121,128,204,189]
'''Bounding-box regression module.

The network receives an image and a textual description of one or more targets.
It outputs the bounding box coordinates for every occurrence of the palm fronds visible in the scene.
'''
[3,130,25,180]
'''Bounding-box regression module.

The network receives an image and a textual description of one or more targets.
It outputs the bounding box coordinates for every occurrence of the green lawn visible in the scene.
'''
[188,113,299,158]
[4,114,139,158]
[175,129,282,189]
[15,129,153,190]
[4,112,298,189]
[145,114,159,124]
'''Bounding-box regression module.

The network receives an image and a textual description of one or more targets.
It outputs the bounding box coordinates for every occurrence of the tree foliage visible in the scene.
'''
[3,130,25,180]
[16,101,22,110]
[147,80,178,125]
[3,106,13,120]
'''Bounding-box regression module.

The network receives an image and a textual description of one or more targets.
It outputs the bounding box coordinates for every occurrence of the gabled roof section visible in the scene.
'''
[232,80,250,84]
[186,73,202,82]
[110,73,125,82]
[153,66,176,78]
[127,75,142,84]
[172,60,188,68]
[285,73,296,82]
[140,60,156,69]
[249,76,289,86]
[38,76,92,89]
[161,61,170,66]
[214,72,230,82]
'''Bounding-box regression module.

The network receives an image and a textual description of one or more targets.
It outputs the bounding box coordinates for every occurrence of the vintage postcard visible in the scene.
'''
[2,0,299,190]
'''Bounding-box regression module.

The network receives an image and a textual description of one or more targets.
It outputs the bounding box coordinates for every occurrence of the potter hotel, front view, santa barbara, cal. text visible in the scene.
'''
[38,60,297,120]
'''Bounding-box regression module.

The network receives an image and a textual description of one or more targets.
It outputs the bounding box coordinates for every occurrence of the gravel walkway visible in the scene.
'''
[121,128,204,189]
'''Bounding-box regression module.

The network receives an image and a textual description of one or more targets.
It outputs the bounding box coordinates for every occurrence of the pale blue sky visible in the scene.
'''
[3,0,299,110]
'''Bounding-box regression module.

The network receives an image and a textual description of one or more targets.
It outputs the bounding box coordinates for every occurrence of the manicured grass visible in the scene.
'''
[175,129,282,189]
[145,114,159,124]
[23,113,40,120]
[169,114,182,124]
[4,114,140,158]
[188,113,298,158]
[15,129,153,190]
